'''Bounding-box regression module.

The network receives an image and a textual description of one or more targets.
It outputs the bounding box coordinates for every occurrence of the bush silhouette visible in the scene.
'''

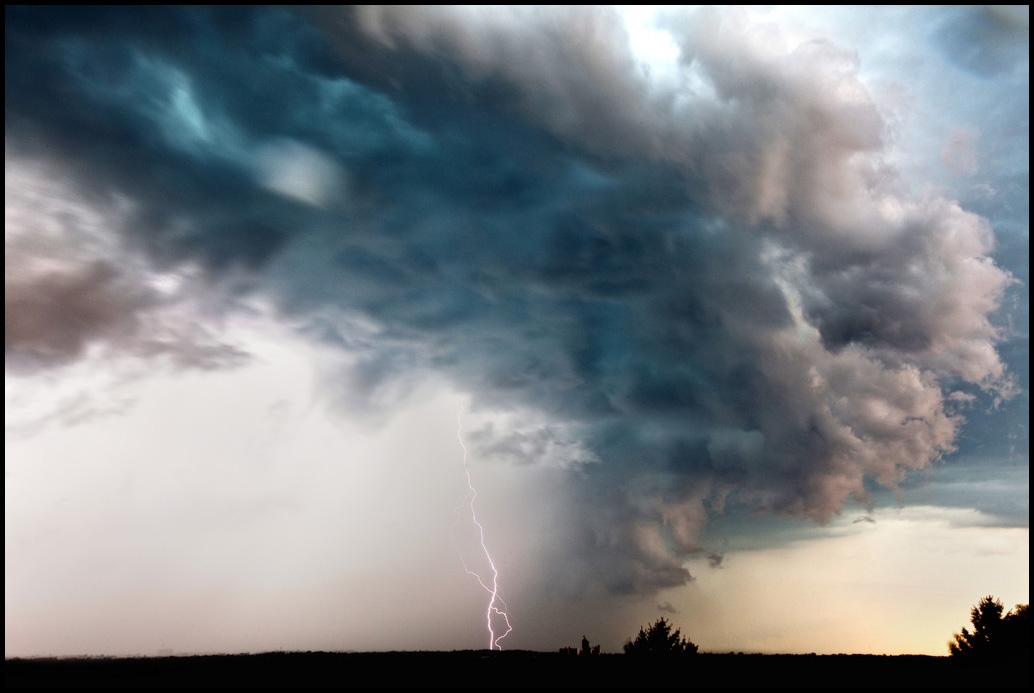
[623,617,698,656]
[949,595,1030,662]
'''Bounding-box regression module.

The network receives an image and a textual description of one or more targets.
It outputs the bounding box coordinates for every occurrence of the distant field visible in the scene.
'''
[6,651,1028,688]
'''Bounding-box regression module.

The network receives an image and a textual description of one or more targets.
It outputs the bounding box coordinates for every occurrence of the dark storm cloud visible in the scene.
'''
[5,157,246,373]
[5,7,1018,594]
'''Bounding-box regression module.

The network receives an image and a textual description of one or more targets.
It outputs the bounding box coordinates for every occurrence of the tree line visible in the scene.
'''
[949,595,1028,662]
[614,594,1028,660]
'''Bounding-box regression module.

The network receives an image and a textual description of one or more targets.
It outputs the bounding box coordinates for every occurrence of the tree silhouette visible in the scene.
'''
[949,595,1030,662]
[623,617,699,656]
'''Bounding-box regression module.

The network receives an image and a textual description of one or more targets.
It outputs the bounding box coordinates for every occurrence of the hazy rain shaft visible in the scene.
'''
[5,4,1018,602]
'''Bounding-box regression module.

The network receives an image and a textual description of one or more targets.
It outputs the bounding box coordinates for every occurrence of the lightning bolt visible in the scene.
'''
[455,406,513,650]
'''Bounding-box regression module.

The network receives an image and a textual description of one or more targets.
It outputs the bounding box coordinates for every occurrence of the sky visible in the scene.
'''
[5,6,1028,657]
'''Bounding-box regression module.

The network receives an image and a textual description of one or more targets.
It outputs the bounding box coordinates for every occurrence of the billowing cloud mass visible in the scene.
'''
[5,6,1019,597]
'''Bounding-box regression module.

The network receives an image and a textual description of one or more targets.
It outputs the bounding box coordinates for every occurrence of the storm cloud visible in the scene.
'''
[5,7,1016,595]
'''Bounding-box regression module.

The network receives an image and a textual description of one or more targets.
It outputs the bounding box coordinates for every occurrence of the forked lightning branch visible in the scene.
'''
[455,407,513,650]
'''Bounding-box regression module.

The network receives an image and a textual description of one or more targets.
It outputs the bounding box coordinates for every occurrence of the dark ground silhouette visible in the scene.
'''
[6,650,1029,688]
